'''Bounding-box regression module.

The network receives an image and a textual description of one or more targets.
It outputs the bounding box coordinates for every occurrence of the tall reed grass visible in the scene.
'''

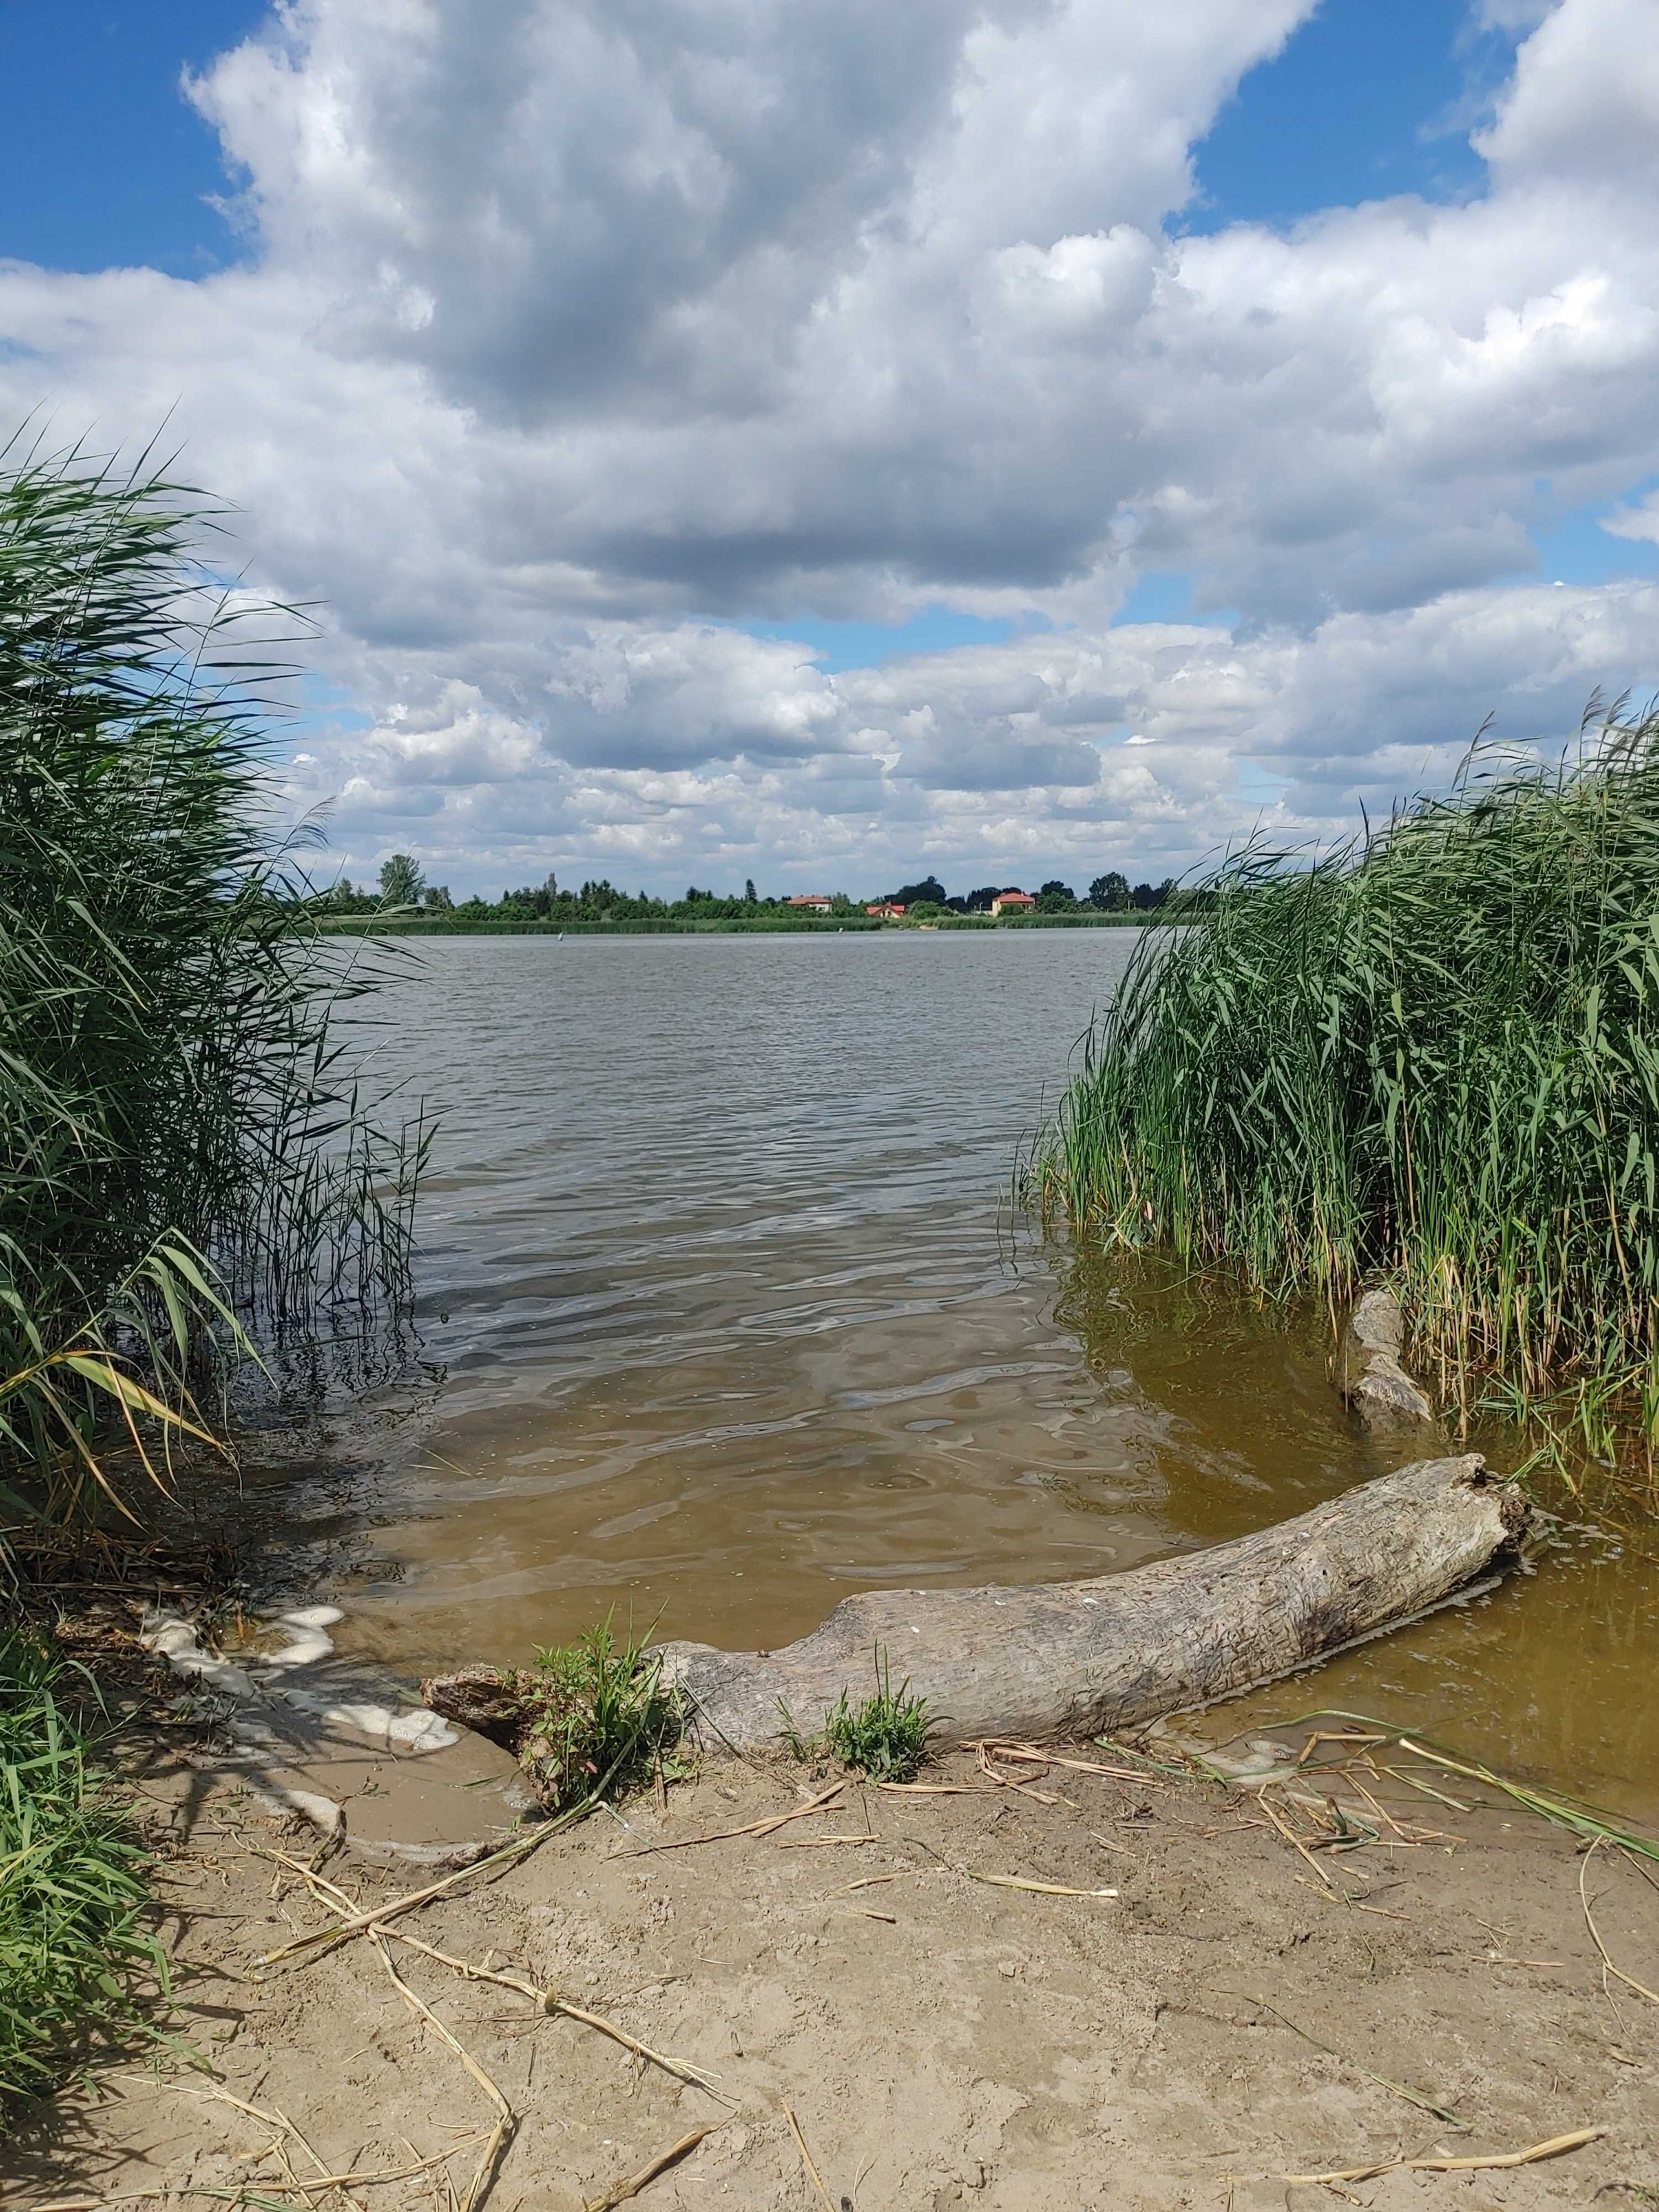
[1,439,425,1521]
[0,1631,163,2115]
[1035,701,1659,1462]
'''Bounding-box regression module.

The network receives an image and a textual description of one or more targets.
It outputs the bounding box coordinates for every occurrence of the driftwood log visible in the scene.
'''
[426,1455,1525,1764]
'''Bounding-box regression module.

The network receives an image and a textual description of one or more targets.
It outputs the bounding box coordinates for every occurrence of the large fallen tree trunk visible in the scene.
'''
[653,1454,1525,1753]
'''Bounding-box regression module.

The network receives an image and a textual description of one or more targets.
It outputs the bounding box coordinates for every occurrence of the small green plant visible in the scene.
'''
[817,1647,936,1782]
[0,1630,165,2121]
[523,1617,682,1811]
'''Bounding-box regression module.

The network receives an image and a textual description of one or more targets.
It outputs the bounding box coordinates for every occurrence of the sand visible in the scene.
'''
[9,1717,1659,2211]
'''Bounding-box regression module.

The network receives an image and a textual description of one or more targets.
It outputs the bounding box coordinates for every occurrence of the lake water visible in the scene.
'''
[259,932,1659,1823]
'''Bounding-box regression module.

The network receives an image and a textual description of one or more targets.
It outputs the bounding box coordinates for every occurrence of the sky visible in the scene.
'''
[3,0,1659,898]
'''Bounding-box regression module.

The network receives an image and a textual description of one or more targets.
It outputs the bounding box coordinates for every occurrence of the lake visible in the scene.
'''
[262,931,1659,1822]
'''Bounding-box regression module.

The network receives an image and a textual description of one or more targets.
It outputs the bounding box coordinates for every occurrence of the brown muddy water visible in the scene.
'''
[251,932,1659,1823]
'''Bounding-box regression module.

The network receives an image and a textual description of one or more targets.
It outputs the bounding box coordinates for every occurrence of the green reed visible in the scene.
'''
[0,1630,166,2117]
[1,436,426,1521]
[1034,700,1659,1468]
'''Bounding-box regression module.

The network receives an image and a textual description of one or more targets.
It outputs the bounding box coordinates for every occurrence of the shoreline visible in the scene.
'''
[318,911,1170,936]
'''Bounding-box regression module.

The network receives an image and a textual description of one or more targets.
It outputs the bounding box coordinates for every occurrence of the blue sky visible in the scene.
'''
[3,0,1657,894]
[0,3,263,276]
[1188,0,1509,231]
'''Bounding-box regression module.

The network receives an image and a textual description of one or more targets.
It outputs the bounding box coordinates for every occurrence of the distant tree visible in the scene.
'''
[744,878,758,904]
[1035,879,1078,913]
[963,884,1001,912]
[889,875,948,908]
[378,853,425,906]
[422,883,453,911]
[1130,878,1175,910]
[907,899,947,920]
[1088,871,1130,911]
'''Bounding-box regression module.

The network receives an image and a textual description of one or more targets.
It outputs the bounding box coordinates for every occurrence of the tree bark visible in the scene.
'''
[655,1454,1525,1753]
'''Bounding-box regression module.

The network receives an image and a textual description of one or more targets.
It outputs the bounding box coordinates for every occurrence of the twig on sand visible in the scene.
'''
[582,2125,721,2212]
[107,2070,476,2209]
[622,1778,846,1855]
[967,1871,1117,1899]
[1285,2126,1602,2185]
[132,2074,368,2212]
[383,1926,724,2094]
[371,1930,513,2212]
[1291,1873,1410,1922]
[978,1743,1167,1787]
[875,1780,995,1796]
[1257,1787,1335,1892]
[1212,1993,1464,2126]
[781,2101,837,2212]
[257,1845,723,2095]
[777,1833,878,1849]
[255,1827,545,1968]
[1580,1838,1659,2008]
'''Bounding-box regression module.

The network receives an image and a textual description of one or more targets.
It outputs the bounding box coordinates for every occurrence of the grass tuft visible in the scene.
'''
[0,1631,164,2121]
[523,1619,683,1812]
[784,1647,936,1782]
[1034,699,1659,1474]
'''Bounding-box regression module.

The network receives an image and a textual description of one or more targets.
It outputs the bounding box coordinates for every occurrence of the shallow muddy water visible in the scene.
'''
[256,932,1659,1823]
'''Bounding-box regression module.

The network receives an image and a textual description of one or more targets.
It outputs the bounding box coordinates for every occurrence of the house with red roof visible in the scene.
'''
[990,888,1035,915]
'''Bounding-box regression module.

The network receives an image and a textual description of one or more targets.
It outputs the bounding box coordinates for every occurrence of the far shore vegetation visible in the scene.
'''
[1036,700,1659,1478]
[319,861,1186,933]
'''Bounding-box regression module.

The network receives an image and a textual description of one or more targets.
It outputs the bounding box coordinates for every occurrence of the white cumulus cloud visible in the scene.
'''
[2,0,1657,890]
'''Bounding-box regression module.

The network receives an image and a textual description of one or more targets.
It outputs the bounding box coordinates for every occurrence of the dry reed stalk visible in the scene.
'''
[1215,1994,1463,2125]
[138,2075,365,2212]
[255,1826,546,1966]
[1381,1762,1472,1813]
[1295,1731,1387,1767]
[875,1781,995,1796]
[974,1749,1068,1806]
[258,1845,723,2094]
[776,1833,877,1849]
[1291,1874,1410,1922]
[1579,1838,1659,2007]
[1285,2127,1602,2184]
[780,2101,837,2212]
[967,1872,1117,1899]
[582,2126,719,2212]
[1256,1786,1335,1891]
[371,1932,513,2212]
[623,1778,845,1855]
[978,1744,1167,1786]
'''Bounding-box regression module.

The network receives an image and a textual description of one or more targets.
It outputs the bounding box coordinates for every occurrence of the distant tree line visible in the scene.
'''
[884,872,1178,917]
[318,858,1182,924]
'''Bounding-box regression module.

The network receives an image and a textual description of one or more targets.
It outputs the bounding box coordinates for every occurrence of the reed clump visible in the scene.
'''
[0,1631,164,2115]
[1035,701,1659,1463]
[0,437,425,1522]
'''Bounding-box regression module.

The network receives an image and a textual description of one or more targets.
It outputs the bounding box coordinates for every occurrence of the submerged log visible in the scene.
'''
[655,1454,1525,1752]
[1335,1285,1437,1431]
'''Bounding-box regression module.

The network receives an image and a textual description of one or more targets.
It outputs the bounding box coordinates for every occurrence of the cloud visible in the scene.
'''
[2,0,1658,888]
